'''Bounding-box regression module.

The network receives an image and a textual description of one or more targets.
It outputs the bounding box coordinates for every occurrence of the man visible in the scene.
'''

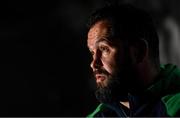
[86,4,180,117]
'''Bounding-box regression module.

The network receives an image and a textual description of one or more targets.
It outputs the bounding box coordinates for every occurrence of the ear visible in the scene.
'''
[129,39,148,64]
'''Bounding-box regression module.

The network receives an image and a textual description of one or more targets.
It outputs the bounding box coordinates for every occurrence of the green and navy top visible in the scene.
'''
[87,64,180,117]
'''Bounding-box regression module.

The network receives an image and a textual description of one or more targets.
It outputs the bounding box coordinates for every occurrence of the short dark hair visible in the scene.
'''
[87,4,159,66]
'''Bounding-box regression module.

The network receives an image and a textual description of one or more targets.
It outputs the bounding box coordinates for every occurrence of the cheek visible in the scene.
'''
[102,55,117,75]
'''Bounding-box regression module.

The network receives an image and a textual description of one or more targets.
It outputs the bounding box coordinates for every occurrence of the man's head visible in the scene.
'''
[87,4,160,103]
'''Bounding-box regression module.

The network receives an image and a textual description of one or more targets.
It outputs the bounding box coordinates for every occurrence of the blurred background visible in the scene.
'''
[0,0,180,116]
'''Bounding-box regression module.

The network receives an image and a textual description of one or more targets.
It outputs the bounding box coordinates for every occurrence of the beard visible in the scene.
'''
[94,63,145,103]
[94,67,129,104]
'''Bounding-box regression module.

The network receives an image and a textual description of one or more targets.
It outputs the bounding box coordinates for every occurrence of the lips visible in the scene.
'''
[95,74,106,83]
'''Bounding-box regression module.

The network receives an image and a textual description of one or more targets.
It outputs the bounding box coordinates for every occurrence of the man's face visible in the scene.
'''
[87,20,120,87]
[87,20,131,102]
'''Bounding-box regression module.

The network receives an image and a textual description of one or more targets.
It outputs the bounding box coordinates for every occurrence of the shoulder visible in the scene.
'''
[161,92,180,116]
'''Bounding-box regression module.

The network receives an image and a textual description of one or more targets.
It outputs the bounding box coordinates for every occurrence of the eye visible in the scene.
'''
[99,46,110,53]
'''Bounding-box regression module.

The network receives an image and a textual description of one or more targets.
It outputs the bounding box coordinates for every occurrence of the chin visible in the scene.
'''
[96,79,109,88]
[95,75,128,103]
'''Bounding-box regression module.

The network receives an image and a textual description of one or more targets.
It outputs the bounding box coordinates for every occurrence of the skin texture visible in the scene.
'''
[87,20,132,104]
[87,20,124,88]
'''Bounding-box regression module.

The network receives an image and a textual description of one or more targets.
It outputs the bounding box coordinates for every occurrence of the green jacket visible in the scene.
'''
[87,64,180,117]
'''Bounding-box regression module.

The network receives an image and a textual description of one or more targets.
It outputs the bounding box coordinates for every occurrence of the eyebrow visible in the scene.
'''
[96,38,110,45]
[87,38,107,47]
[87,38,112,51]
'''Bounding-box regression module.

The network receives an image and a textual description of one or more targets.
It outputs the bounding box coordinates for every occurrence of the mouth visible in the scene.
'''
[95,74,106,83]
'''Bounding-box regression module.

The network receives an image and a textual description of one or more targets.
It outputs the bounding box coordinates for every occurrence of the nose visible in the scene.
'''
[90,51,102,71]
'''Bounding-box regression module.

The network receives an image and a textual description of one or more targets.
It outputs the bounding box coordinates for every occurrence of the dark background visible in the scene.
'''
[0,0,180,116]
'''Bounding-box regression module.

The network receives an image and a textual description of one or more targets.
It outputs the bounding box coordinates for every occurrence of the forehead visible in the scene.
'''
[87,20,111,48]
